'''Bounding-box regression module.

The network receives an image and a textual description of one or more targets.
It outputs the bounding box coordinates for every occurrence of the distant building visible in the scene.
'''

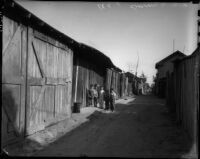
[142,82,151,95]
[138,77,149,95]
[125,72,135,96]
[155,50,186,98]
[125,72,149,96]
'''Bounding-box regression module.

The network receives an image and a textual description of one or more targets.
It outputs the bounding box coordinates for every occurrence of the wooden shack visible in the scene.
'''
[72,43,116,108]
[155,51,186,98]
[125,72,134,96]
[120,73,129,97]
[106,67,122,99]
[125,72,146,96]
[111,68,122,99]
[2,0,78,146]
[166,47,199,142]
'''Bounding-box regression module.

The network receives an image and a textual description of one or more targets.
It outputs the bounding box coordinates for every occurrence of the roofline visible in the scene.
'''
[75,43,115,69]
[125,72,135,77]
[155,50,186,69]
[114,67,122,73]
[3,0,80,49]
[80,43,114,64]
[124,72,142,81]
[3,0,123,71]
[173,46,200,63]
[77,43,123,71]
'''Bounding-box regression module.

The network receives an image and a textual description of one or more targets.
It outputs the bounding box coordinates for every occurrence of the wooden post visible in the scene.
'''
[74,58,79,102]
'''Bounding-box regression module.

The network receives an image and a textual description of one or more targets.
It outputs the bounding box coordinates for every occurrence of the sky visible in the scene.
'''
[16,1,199,84]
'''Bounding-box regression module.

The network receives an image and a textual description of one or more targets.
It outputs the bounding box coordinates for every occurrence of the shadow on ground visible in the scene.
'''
[2,95,196,158]
[30,95,195,158]
[1,86,44,157]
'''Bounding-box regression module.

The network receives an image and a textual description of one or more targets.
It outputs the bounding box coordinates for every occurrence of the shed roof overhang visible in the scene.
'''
[73,43,116,70]
[155,50,186,69]
[3,0,123,72]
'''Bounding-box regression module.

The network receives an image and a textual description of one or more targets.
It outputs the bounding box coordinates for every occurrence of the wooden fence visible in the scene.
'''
[166,47,199,141]
[106,68,122,98]
[2,14,73,146]
[119,73,128,97]
[2,0,126,148]
[72,57,105,108]
[105,68,113,91]
[111,70,121,98]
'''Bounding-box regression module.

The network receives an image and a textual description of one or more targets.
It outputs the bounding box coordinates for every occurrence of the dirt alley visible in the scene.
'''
[33,95,195,158]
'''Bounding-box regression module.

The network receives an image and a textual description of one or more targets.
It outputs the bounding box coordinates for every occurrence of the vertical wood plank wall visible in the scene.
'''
[72,58,105,108]
[73,64,123,108]
[166,48,199,141]
[105,69,122,98]
[110,70,121,98]
[106,68,112,91]
[3,6,127,146]
[120,74,127,97]
[2,15,74,144]
[2,16,27,146]
[26,29,73,135]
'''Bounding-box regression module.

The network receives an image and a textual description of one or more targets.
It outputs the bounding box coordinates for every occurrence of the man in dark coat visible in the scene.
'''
[104,89,110,110]
[110,88,117,112]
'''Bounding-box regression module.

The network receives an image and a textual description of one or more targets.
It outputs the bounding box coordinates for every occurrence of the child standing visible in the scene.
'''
[110,88,117,112]
[99,86,105,109]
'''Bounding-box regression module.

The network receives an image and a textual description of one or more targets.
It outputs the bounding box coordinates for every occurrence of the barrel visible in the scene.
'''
[73,102,81,113]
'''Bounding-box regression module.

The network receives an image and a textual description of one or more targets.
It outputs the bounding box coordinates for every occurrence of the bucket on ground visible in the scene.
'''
[73,102,81,113]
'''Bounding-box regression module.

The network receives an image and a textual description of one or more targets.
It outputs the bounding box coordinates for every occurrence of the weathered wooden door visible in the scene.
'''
[2,16,27,146]
[26,28,73,135]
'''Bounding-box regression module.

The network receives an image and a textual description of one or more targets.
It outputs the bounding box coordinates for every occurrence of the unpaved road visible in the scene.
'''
[33,95,194,157]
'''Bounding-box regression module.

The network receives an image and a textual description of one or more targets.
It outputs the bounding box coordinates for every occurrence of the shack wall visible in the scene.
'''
[120,73,127,97]
[2,15,73,146]
[2,16,27,146]
[110,70,121,98]
[166,48,199,142]
[72,57,105,108]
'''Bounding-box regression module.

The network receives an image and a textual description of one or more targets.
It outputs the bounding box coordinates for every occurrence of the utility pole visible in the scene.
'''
[183,45,185,53]
[135,51,139,77]
[173,39,175,53]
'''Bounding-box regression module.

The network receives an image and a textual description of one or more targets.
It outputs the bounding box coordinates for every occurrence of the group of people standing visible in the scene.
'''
[87,84,117,112]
